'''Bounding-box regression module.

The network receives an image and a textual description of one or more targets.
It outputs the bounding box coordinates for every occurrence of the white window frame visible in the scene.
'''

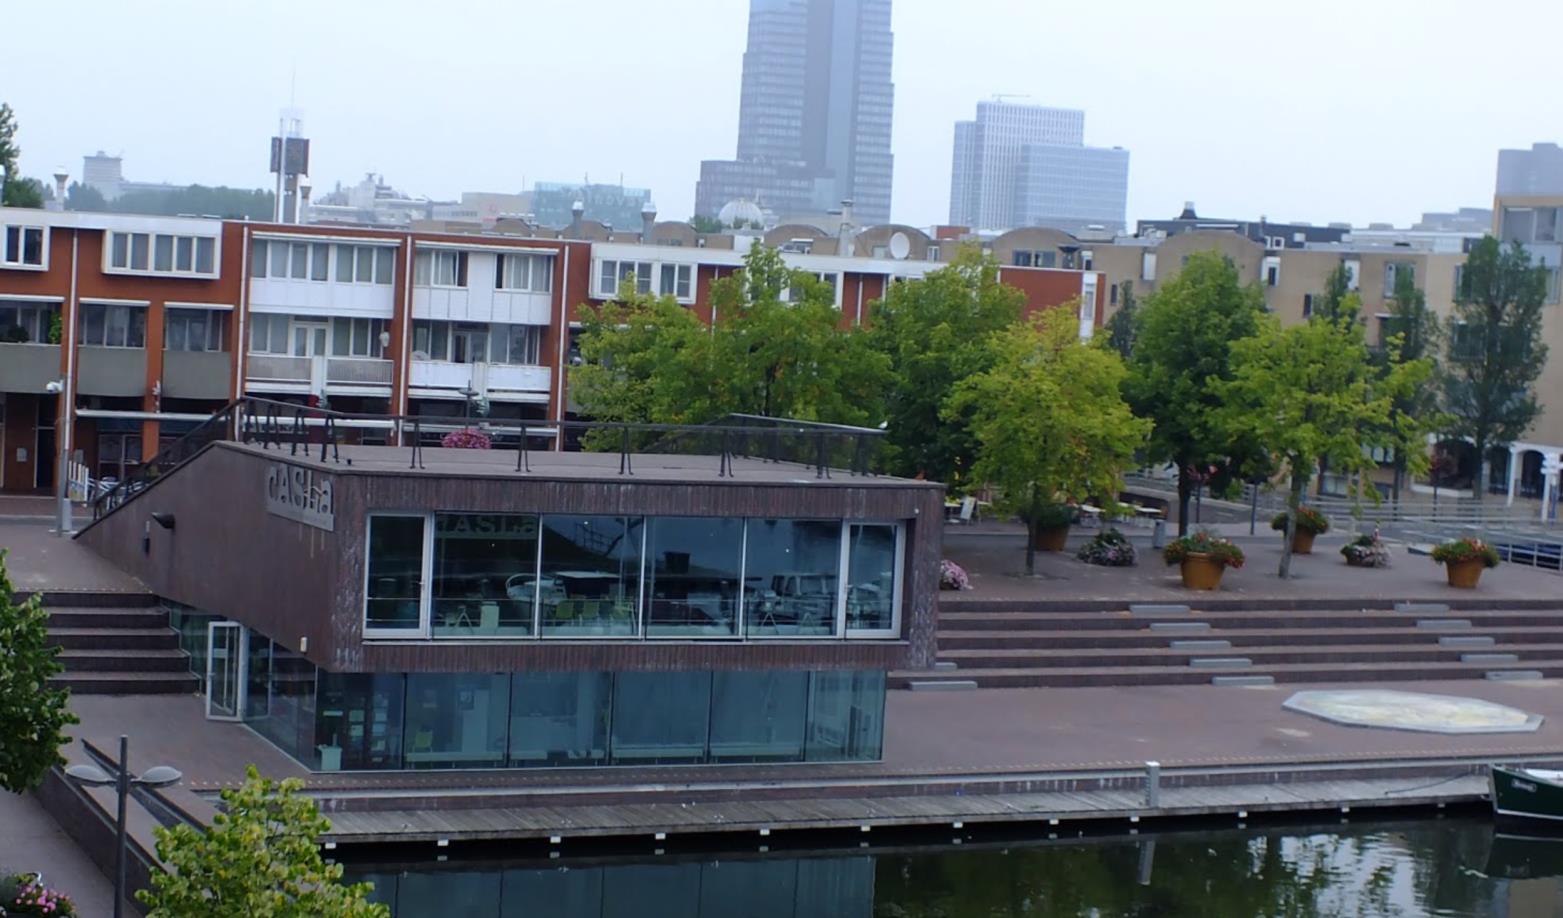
[497,253,555,293]
[163,307,228,353]
[1263,255,1280,287]
[104,231,218,278]
[1141,252,1157,281]
[336,244,395,286]
[842,522,904,639]
[1,224,48,270]
[248,314,292,355]
[77,302,148,348]
[597,259,652,297]
[658,263,694,302]
[363,512,434,640]
[429,250,468,288]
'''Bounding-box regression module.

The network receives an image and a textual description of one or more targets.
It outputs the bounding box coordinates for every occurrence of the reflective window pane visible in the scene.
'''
[366,515,424,631]
[846,524,897,632]
[195,237,216,274]
[316,672,405,771]
[743,519,841,636]
[432,513,538,637]
[539,515,642,637]
[805,671,886,762]
[154,235,174,271]
[404,674,510,769]
[645,517,741,638]
[508,672,610,766]
[709,671,807,762]
[611,671,711,764]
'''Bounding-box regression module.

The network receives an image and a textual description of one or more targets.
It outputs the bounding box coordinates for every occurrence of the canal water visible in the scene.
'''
[343,817,1563,917]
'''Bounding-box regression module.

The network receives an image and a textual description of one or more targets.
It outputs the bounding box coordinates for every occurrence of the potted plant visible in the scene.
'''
[1430,536,1500,588]
[1164,530,1245,590]
[1271,505,1329,554]
[1020,501,1076,552]
[1077,528,1137,567]
[1340,531,1391,568]
[939,559,971,591]
[440,427,492,450]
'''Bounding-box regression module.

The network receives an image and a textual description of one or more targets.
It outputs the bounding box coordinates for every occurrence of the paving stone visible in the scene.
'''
[1396,602,1451,614]
[1130,604,1191,616]
[933,661,958,672]
[1212,675,1275,686]
[1148,621,1211,632]
[907,680,978,691]
[1439,635,1497,648]
[1486,670,1546,681]
[1461,653,1520,664]
[1416,619,1473,630]
[1169,639,1232,651]
[1190,657,1253,669]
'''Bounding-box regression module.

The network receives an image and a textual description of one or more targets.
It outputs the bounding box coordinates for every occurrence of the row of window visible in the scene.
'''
[0,300,54,343]
[2,225,45,268]
[410,250,557,292]
[597,259,695,301]
[108,231,218,276]
[250,314,388,358]
[364,513,903,640]
[251,239,396,286]
[411,320,543,365]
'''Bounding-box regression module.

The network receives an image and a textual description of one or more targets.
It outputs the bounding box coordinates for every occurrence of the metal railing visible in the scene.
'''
[90,400,242,520]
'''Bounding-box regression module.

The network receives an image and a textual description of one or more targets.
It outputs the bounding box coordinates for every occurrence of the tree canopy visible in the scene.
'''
[1103,280,1137,360]
[138,766,388,918]
[868,247,1024,486]
[950,306,1149,573]
[1441,235,1552,501]
[0,103,43,209]
[1123,250,1268,534]
[1376,265,1446,499]
[0,550,78,793]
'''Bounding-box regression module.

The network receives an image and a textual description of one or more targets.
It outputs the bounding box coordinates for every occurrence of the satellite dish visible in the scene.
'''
[889,232,911,260]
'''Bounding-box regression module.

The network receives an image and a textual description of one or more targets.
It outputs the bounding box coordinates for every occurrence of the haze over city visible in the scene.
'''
[8,0,1561,228]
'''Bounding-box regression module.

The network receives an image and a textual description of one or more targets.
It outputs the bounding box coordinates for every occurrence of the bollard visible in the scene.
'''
[1152,519,1166,549]
[1137,839,1157,886]
[1145,760,1161,809]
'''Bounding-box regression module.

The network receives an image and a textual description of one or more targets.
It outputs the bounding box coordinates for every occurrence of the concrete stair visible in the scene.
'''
[43,596,198,695]
[893,603,1563,690]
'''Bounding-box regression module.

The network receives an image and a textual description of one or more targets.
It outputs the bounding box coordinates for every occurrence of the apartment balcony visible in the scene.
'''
[409,360,550,403]
[77,347,148,398]
[0,342,60,393]
[245,355,393,396]
[162,351,232,401]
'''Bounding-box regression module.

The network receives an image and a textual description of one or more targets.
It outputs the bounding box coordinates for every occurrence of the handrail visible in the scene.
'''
[90,399,243,521]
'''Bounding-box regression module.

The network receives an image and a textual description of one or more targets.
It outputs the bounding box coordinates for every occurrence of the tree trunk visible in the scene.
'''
[1472,435,1487,505]
[1279,469,1306,579]
[1391,456,1403,505]
[1176,470,1193,538]
[1024,489,1039,576]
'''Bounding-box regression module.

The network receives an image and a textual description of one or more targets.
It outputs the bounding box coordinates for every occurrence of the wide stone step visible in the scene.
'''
[937,643,1563,669]
[1148,621,1212,633]
[47,627,178,651]
[1212,675,1276,687]
[57,649,190,673]
[1415,619,1473,630]
[1461,653,1520,664]
[889,658,1563,690]
[938,626,1563,651]
[1487,670,1546,681]
[47,671,200,695]
[19,591,158,609]
[1190,657,1252,669]
[46,607,170,630]
[938,608,1563,632]
[1439,635,1497,648]
[906,679,978,692]
[1169,639,1232,651]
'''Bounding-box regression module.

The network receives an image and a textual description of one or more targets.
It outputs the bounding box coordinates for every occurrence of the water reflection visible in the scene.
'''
[343,819,1563,918]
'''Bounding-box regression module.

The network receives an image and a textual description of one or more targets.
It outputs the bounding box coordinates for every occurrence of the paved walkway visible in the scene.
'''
[0,791,116,916]
[943,524,1562,604]
[0,522,147,594]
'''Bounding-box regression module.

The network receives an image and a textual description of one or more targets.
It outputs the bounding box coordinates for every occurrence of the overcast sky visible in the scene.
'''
[7,0,1560,229]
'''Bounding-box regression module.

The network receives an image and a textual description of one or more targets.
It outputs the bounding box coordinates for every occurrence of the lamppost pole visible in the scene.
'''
[65,735,182,918]
[114,735,130,918]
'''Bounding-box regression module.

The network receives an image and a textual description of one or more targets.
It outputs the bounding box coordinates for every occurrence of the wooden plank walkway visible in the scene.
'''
[320,775,1490,845]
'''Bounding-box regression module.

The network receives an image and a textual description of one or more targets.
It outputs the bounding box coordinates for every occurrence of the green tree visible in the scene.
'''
[949,306,1149,574]
[138,766,388,918]
[0,550,78,793]
[1124,250,1267,535]
[1221,314,1426,578]
[1376,267,1445,501]
[868,246,1024,485]
[109,185,275,221]
[1441,235,1552,502]
[0,103,42,209]
[688,214,723,234]
[64,180,108,212]
[1312,262,1359,327]
[1103,280,1137,360]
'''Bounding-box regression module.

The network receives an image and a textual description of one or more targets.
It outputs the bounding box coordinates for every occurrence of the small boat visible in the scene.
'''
[1491,766,1563,825]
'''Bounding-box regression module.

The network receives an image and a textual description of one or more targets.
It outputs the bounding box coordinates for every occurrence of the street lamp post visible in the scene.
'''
[45,379,70,536]
[64,735,182,918]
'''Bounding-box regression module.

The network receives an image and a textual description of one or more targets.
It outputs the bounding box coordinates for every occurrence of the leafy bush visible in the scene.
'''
[1271,505,1330,535]
[939,559,970,591]
[1430,537,1500,568]
[1341,533,1391,568]
[2,874,77,916]
[440,427,491,450]
[1077,528,1137,567]
[1163,531,1246,569]
[1019,501,1076,530]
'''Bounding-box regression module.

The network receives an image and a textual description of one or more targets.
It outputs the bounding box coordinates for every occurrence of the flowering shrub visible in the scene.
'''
[1163,531,1246,569]
[1271,505,1331,535]
[1341,532,1392,568]
[440,427,492,450]
[2,874,77,916]
[940,559,971,591]
[1077,528,1137,567]
[1430,537,1501,568]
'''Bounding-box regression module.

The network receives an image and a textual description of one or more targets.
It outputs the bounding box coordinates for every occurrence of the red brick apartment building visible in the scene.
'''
[0,207,1103,493]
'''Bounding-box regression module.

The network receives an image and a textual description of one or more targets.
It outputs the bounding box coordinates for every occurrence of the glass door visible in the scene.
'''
[844,523,902,637]
[451,326,489,364]
[205,622,246,720]
[292,321,329,357]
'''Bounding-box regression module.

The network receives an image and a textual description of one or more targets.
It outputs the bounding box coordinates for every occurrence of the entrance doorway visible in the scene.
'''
[205,621,246,720]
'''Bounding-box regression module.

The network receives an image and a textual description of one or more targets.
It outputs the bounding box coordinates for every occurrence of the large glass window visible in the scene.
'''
[806,671,886,762]
[508,672,611,766]
[316,672,405,771]
[77,303,147,348]
[539,515,643,637]
[252,643,317,768]
[164,308,227,352]
[404,674,510,769]
[645,517,742,638]
[610,671,711,765]
[0,300,56,343]
[743,519,842,637]
[366,515,425,633]
[845,524,898,633]
[708,671,807,763]
[432,513,538,637]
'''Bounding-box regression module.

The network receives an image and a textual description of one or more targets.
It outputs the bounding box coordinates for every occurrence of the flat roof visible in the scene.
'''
[229,440,940,489]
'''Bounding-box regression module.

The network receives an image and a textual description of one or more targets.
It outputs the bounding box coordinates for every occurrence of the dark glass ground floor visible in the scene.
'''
[174,608,886,772]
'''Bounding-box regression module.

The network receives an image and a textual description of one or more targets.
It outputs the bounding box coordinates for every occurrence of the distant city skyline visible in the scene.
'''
[5,0,1561,229]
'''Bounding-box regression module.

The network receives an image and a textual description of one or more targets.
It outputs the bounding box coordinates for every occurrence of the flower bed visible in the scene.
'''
[1430,537,1501,568]
[1,873,77,917]
[1077,528,1137,567]
[1271,505,1330,535]
[1163,531,1246,569]
[939,559,970,591]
